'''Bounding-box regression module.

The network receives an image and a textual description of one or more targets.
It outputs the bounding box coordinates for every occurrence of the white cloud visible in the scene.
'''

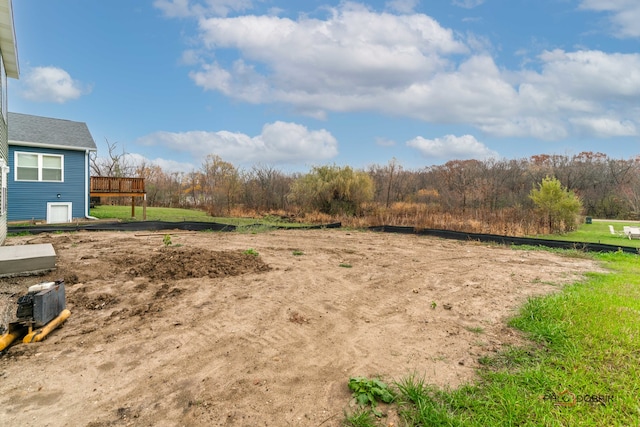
[91,152,197,175]
[570,116,637,137]
[21,66,90,103]
[179,49,201,66]
[149,157,197,174]
[579,0,640,38]
[192,4,467,99]
[154,0,191,17]
[375,137,397,147]
[124,153,197,174]
[502,49,640,138]
[164,2,640,142]
[189,60,268,103]
[406,134,498,160]
[136,121,338,165]
[535,49,640,99]
[386,0,419,14]
[154,0,253,18]
[452,0,485,9]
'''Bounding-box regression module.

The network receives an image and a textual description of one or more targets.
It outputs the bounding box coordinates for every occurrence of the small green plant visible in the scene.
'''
[236,224,278,234]
[339,263,352,268]
[292,250,304,256]
[348,377,395,416]
[466,326,484,334]
[343,406,378,427]
[163,234,172,246]
[243,248,259,256]
[430,301,437,309]
[7,231,31,237]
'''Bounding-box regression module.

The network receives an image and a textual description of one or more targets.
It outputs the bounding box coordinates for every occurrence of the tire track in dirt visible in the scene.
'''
[0,229,605,426]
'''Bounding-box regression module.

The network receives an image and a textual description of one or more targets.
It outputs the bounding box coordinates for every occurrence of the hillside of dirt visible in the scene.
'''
[0,228,603,426]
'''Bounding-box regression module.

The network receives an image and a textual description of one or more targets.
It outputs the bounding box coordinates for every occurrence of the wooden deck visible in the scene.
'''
[90,176,147,219]
[90,176,145,197]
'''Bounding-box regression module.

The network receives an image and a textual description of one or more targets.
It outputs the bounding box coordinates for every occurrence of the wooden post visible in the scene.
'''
[131,196,135,218]
[143,194,147,221]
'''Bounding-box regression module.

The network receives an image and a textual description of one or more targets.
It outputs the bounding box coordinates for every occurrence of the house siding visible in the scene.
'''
[0,111,6,167]
[0,108,6,243]
[0,0,19,244]
[8,146,88,222]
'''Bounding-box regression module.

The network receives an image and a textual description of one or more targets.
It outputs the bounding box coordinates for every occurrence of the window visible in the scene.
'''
[15,152,64,182]
[0,159,7,215]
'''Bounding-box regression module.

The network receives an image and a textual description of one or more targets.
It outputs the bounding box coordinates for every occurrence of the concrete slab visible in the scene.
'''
[0,244,56,277]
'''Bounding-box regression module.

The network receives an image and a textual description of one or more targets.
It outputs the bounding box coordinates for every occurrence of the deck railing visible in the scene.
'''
[90,176,145,195]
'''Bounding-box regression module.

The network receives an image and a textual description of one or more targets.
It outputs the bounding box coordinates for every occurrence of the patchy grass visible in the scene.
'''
[345,250,640,426]
[343,407,379,427]
[235,224,280,234]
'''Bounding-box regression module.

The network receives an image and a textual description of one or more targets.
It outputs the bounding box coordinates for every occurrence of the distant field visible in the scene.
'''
[535,219,640,249]
[89,205,311,228]
[89,206,640,246]
[91,205,217,222]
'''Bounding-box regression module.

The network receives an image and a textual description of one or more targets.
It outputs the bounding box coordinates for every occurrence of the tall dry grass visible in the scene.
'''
[228,203,567,236]
[289,203,562,236]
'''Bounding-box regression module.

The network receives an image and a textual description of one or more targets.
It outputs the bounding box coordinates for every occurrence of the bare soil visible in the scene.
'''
[0,229,603,426]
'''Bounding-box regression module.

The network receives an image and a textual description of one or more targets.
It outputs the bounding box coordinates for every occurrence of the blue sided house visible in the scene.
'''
[8,112,97,223]
[0,0,19,244]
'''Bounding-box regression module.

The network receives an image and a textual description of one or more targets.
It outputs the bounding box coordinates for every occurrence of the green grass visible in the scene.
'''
[345,250,640,426]
[343,407,378,427]
[532,219,640,249]
[89,205,311,228]
[90,205,212,222]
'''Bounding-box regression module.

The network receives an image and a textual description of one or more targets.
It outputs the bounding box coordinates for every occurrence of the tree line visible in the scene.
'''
[91,143,640,233]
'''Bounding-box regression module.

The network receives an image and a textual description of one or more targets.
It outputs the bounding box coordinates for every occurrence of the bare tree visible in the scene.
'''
[90,138,136,177]
[244,164,292,212]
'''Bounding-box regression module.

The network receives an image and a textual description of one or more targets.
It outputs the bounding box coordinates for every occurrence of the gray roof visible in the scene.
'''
[8,112,97,151]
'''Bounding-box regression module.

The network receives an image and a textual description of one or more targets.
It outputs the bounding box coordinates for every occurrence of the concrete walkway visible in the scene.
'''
[0,244,56,277]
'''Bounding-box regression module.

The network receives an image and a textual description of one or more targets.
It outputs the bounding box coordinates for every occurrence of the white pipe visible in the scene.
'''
[84,149,90,218]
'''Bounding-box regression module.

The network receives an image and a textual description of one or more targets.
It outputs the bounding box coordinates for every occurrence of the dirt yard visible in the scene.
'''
[0,228,603,426]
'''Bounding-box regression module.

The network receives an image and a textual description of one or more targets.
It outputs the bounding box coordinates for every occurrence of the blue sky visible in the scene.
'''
[9,0,640,173]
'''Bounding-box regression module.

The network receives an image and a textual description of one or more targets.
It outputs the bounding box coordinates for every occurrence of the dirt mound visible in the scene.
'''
[115,247,271,280]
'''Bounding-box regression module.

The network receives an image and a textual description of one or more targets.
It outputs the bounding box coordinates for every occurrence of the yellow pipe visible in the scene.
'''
[23,309,71,344]
[0,325,25,351]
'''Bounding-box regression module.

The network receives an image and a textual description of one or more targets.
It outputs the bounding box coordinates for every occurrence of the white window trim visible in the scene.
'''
[0,159,8,216]
[14,151,65,182]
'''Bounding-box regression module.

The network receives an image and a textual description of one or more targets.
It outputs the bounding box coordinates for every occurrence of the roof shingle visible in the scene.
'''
[8,112,97,151]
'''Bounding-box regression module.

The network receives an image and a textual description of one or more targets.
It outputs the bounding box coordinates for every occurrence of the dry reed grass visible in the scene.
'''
[291,203,543,236]
[232,203,563,236]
